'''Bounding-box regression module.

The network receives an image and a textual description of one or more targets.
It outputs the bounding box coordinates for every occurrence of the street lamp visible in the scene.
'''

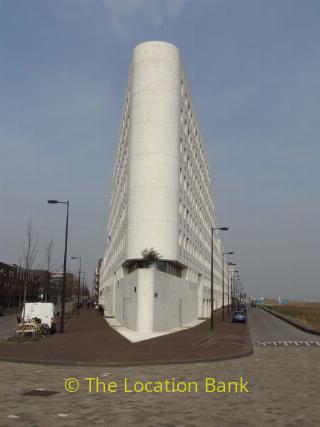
[222,251,234,321]
[82,271,86,300]
[233,274,241,302]
[211,226,229,330]
[232,270,239,309]
[47,199,69,333]
[228,263,237,311]
[71,256,81,316]
[228,262,239,310]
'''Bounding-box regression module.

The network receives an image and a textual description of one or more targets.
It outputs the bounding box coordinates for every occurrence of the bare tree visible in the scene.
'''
[44,239,55,301]
[21,220,38,306]
[45,239,54,272]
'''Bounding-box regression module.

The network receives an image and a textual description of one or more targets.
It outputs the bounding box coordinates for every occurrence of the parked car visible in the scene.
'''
[237,303,247,313]
[232,310,247,324]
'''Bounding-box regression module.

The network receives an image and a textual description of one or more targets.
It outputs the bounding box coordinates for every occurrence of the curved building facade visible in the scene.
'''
[99,41,230,334]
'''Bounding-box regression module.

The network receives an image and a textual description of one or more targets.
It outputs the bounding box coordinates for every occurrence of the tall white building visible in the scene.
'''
[99,41,229,334]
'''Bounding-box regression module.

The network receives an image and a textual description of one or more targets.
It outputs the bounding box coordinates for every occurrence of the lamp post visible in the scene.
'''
[232,270,239,309]
[71,256,81,316]
[211,226,229,330]
[227,262,237,314]
[81,271,86,301]
[47,199,69,333]
[222,251,234,321]
[233,274,240,303]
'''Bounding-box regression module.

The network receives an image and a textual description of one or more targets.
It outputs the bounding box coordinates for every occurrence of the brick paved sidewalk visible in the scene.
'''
[0,309,252,366]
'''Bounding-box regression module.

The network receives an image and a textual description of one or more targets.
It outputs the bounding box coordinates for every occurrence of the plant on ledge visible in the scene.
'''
[141,248,161,268]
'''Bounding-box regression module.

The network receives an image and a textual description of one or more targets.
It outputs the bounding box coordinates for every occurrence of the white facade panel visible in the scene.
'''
[114,272,138,330]
[153,270,198,331]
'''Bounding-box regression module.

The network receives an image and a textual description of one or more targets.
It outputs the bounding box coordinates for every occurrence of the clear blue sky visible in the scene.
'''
[1,0,319,298]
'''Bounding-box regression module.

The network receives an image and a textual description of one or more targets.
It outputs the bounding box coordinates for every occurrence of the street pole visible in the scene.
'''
[231,271,234,310]
[71,256,81,317]
[222,253,225,321]
[48,199,70,333]
[210,227,229,330]
[228,263,237,312]
[210,227,214,330]
[227,266,230,314]
[77,267,81,315]
[60,201,69,333]
[82,272,86,301]
[222,252,234,321]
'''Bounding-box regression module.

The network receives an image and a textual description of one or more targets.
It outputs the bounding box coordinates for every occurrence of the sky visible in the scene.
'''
[1,0,319,299]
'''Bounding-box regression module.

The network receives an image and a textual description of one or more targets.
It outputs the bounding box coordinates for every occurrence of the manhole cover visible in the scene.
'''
[22,389,59,396]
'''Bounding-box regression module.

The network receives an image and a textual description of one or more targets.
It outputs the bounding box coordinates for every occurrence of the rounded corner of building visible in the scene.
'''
[133,40,180,63]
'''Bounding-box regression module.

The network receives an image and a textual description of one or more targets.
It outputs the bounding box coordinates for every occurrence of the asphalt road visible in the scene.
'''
[0,313,17,339]
[248,306,318,344]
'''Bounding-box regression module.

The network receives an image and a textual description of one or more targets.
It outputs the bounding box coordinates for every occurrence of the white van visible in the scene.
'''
[21,302,56,334]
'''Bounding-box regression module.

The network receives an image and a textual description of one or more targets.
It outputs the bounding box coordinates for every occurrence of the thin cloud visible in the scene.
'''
[49,0,187,37]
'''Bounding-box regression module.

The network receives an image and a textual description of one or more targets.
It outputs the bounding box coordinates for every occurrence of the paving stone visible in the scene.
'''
[0,346,319,426]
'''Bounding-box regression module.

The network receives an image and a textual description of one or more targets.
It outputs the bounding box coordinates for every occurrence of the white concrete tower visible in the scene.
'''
[127,41,180,261]
[99,41,229,335]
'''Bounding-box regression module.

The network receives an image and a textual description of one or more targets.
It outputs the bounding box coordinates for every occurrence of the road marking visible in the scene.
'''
[257,341,320,347]
[100,372,112,377]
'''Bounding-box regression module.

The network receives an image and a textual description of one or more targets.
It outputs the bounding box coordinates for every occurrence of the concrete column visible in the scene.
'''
[112,282,116,316]
[136,269,155,333]
[198,281,203,317]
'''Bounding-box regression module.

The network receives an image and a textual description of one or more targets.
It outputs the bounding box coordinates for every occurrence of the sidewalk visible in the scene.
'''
[0,309,252,366]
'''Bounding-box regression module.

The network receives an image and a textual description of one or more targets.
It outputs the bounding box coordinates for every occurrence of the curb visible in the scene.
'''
[259,305,320,336]
[0,347,253,368]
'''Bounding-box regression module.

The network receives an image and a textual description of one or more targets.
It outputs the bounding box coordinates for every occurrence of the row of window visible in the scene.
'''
[128,261,182,278]
[178,80,226,277]
[180,81,210,181]
[108,88,131,248]
[179,137,214,230]
[106,234,126,271]
[108,174,127,238]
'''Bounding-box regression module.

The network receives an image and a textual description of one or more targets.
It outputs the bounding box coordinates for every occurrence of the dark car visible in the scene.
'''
[232,310,246,324]
[237,303,247,313]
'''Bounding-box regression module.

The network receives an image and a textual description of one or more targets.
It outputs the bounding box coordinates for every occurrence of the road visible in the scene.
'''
[0,347,319,426]
[0,306,319,426]
[247,306,319,344]
[0,313,17,340]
